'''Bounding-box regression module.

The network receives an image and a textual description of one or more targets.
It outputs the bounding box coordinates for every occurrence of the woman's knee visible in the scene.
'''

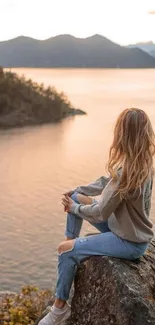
[57,240,75,255]
[71,192,79,203]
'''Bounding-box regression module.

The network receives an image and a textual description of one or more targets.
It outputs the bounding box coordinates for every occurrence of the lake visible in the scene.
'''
[0,69,155,291]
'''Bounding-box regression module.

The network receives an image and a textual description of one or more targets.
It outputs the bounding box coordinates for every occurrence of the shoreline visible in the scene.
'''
[0,67,86,130]
[0,108,86,130]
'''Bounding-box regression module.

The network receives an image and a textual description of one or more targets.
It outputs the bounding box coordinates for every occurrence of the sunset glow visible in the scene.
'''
[0,0,155,44]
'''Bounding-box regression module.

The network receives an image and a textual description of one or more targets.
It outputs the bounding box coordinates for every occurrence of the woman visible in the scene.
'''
[39,108,155,325]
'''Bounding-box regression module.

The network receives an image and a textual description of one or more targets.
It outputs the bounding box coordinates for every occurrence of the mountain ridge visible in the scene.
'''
[127,41,155,57]
[0,34,155,68]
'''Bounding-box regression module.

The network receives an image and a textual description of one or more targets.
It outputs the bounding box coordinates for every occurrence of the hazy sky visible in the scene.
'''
[0,0,155,44]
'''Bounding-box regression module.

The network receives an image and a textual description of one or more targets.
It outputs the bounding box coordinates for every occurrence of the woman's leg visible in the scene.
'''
[65,193,93,240]
[39,233,147,324]
[55,232,148,305]
[77,194,111,233]
[65,193,110,240]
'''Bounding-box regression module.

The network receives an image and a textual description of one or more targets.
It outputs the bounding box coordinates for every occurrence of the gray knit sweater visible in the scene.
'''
[70,175,154,243]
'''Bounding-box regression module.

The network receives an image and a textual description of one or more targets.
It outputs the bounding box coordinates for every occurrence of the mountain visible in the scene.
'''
[0,34,155,68]
[127,41,155,57]
[150,51,155,58]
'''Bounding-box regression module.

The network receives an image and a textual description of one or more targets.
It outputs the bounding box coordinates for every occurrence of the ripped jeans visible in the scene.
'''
[56,193,148,300]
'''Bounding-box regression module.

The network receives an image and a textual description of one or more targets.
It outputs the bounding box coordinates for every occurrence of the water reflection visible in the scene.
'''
[0,69,155,291]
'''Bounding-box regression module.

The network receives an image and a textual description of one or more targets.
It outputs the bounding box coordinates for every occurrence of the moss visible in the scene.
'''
[0,285,53,325]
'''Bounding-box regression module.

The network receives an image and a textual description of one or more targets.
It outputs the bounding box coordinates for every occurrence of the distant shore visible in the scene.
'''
[1,34,155,69]
[5,66,155,69]
[0,67,86,129]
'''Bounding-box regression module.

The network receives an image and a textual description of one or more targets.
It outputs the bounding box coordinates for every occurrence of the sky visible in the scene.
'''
[0,0,155,45]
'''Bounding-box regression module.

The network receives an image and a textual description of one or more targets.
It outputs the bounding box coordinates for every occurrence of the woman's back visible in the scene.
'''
[108,176,154,243]
[72,108,155,243]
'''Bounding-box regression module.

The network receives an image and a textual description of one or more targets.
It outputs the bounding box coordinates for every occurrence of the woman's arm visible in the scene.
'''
[72,176,110,197]
[69,179,121,223]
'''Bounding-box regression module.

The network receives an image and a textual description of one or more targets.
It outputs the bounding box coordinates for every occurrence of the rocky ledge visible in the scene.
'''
[68,239,155,325]
[1,241,155,325]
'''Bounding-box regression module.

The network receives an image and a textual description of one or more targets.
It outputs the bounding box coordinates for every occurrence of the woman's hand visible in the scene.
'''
[62,195,74,213]
[63,190,74,197]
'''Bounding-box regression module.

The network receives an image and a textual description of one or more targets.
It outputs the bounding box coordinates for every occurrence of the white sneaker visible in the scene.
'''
[38,303,71,325]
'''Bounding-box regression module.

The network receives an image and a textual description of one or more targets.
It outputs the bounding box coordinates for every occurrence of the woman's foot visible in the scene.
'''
[38,303,71,325]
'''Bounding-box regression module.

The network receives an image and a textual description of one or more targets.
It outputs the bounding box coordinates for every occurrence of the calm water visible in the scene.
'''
[1,69,155,291]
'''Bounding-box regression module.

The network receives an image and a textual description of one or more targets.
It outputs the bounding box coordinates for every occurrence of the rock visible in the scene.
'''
[68,239,155,325]
[68,108,87,116]
[74,109,87,115]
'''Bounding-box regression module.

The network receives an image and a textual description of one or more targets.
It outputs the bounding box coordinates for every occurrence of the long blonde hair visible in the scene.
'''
[107,108,155,198]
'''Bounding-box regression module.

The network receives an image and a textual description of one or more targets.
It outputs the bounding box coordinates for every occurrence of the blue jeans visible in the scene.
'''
[56,193,148,300]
